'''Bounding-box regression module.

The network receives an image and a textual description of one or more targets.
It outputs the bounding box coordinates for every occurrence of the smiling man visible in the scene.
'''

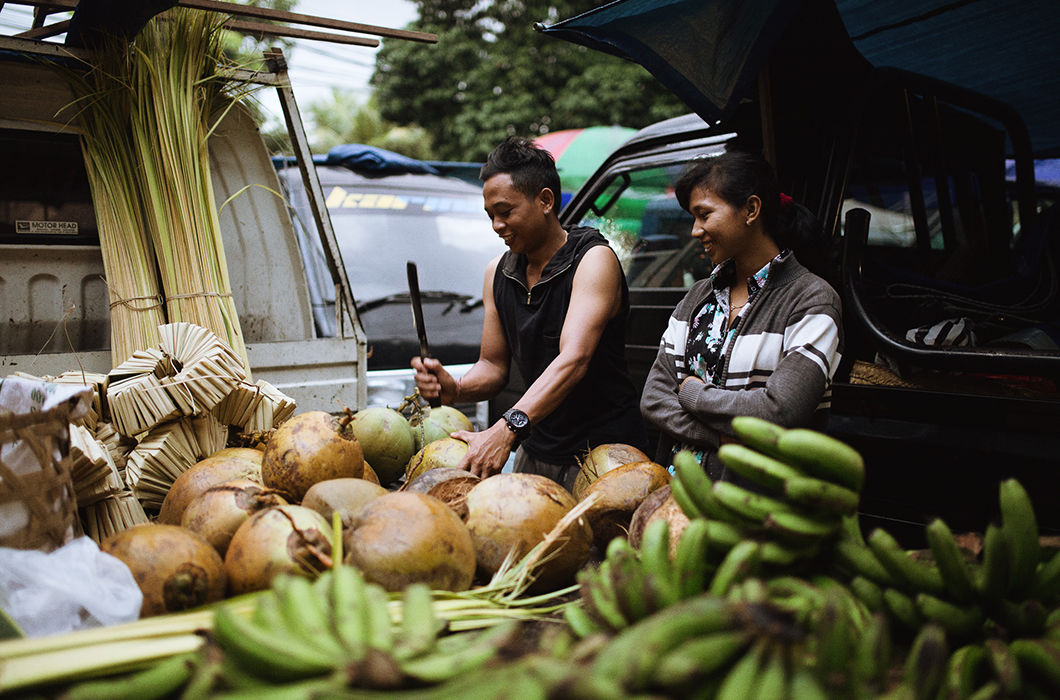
[412,136,646,489]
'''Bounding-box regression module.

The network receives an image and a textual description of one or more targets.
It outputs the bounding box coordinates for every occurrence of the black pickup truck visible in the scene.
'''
[542,0,1060,541]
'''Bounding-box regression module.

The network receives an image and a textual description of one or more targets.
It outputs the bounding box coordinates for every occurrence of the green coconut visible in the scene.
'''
[349,407,416,486]
[404,437,469,484]
[409,405,473,451]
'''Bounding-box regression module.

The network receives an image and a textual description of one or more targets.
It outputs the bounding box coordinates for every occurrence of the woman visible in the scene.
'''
[640,151,843,479]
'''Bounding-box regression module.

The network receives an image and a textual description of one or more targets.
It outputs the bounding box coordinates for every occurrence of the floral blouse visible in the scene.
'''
[672,254,780,467]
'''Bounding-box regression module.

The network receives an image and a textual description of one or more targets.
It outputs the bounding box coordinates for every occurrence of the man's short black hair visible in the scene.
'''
[479,136,562,207]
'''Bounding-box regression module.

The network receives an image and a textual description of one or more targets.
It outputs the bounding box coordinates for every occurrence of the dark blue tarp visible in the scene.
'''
[539,0,1060,157]
[271,145,442,177]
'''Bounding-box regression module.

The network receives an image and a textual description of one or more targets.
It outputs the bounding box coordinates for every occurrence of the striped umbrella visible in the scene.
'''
[535,125,635,206]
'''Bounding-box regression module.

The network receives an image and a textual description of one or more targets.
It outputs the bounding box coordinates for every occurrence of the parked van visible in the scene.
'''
[274,145,506,425]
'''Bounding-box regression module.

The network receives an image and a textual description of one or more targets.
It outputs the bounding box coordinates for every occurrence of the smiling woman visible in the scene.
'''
[640,151,843,479]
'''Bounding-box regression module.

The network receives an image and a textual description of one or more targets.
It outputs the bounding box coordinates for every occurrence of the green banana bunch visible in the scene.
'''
[204,565,515,694]
[573,518,729,634]
[61,652,201,700]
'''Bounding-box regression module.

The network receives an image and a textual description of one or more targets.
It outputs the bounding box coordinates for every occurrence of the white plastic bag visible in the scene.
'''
[0,536,142,637]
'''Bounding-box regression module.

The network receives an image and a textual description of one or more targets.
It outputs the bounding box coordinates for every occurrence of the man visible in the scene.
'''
[412,136,646,490]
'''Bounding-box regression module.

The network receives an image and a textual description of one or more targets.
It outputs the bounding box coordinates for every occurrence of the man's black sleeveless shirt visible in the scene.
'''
[492,226,648,465]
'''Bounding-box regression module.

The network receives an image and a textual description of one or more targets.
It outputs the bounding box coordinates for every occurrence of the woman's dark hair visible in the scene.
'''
[479,136,563,208]
[673,150,820,252]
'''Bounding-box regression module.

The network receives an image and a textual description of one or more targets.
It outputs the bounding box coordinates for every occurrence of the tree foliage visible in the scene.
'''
[370,0,687,161]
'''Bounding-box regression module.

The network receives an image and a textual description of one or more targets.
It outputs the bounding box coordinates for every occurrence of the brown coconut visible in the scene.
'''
[302,478,388,527]
[628,484,673,548]
[157,450,263,525]
[464,473,593,592]
[344,492,476,592]
[404,467,476,494]
[224,505,333,594]
[404,437,468,484]
[426,475,480,520]
[361,462,380,485]
[181,478,288,557]
[581,461,671,548]
[100,523,226,617]
[261,411,364,502]
[636,492,689,558]
[572,443,651,500]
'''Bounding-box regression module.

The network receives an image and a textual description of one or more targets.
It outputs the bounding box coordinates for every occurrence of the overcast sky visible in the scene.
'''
[256,0,420,124]
[0,1,420,127]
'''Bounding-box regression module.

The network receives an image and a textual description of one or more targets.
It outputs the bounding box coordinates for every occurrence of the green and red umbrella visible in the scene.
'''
[535,126,636,206]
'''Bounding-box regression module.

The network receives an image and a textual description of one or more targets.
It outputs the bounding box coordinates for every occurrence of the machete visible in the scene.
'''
[406,260,441,407]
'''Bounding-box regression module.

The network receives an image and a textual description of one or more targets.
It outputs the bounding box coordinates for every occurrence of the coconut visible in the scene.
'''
[405,467,476,494]
[409,405,473,451]
[302,478,388,528]
[405,438,469,484]
[581,461,671,548]
[224,505,333,594]
[348,407,415,486]
[157,450,263,525]
[628,484,673,548]
[464,473,593,591]
[572,443,651,500]
[633,490,689,558]
[100,523,226,617]
[181,478,288,557]
[261,410,364,502]
[427,475,480,520]
[344,492,475,592]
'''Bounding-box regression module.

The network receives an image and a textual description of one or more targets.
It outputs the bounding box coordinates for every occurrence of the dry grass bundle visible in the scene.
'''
[242,380,297,431]
[56,36,166,365]
[158,322,246,413]
[69,424,122,506]
[81,491,150,544]
[129,9,251,373]
[125,415,226,511]
[91,422,135,475]
[52,372,109,430]
[107,373,181,438]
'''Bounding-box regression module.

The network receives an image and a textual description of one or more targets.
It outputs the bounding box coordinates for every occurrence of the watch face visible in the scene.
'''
[505,409,530,430]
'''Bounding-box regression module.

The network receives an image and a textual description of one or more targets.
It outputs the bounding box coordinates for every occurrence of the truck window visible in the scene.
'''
[0,129,99,246]
[574,164,702,288]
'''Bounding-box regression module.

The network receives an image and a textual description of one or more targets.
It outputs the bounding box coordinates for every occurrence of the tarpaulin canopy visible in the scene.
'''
[538,0,1060,157]
[534,126,636,205]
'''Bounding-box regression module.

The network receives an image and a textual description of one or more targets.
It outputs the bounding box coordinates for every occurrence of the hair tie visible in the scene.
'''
[779,192,793,210]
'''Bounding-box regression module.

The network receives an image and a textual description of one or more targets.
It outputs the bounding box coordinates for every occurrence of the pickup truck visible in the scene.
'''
[544,0,1060,540]
[0,37,368,414]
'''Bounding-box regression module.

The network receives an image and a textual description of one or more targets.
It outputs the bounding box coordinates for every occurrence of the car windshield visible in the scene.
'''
[324,183,503,304]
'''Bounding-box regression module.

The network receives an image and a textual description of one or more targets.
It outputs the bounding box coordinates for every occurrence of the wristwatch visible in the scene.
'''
[502,408,532,443]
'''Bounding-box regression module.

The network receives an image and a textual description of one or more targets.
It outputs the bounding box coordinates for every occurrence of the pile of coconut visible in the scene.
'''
[98,405,676,618]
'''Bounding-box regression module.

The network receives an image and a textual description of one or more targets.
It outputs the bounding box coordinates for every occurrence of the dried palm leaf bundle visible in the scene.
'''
[91,422,135,475]
[107,372,181,439]
[129,9,252,374]
[53,371,109,430]
[213,380,265,429]
[125,415,226,511]
[81,491,150,544]
[54,35,166,365]
[158,323,246,413]
[242,379,297,432]
[69,425,122,506]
